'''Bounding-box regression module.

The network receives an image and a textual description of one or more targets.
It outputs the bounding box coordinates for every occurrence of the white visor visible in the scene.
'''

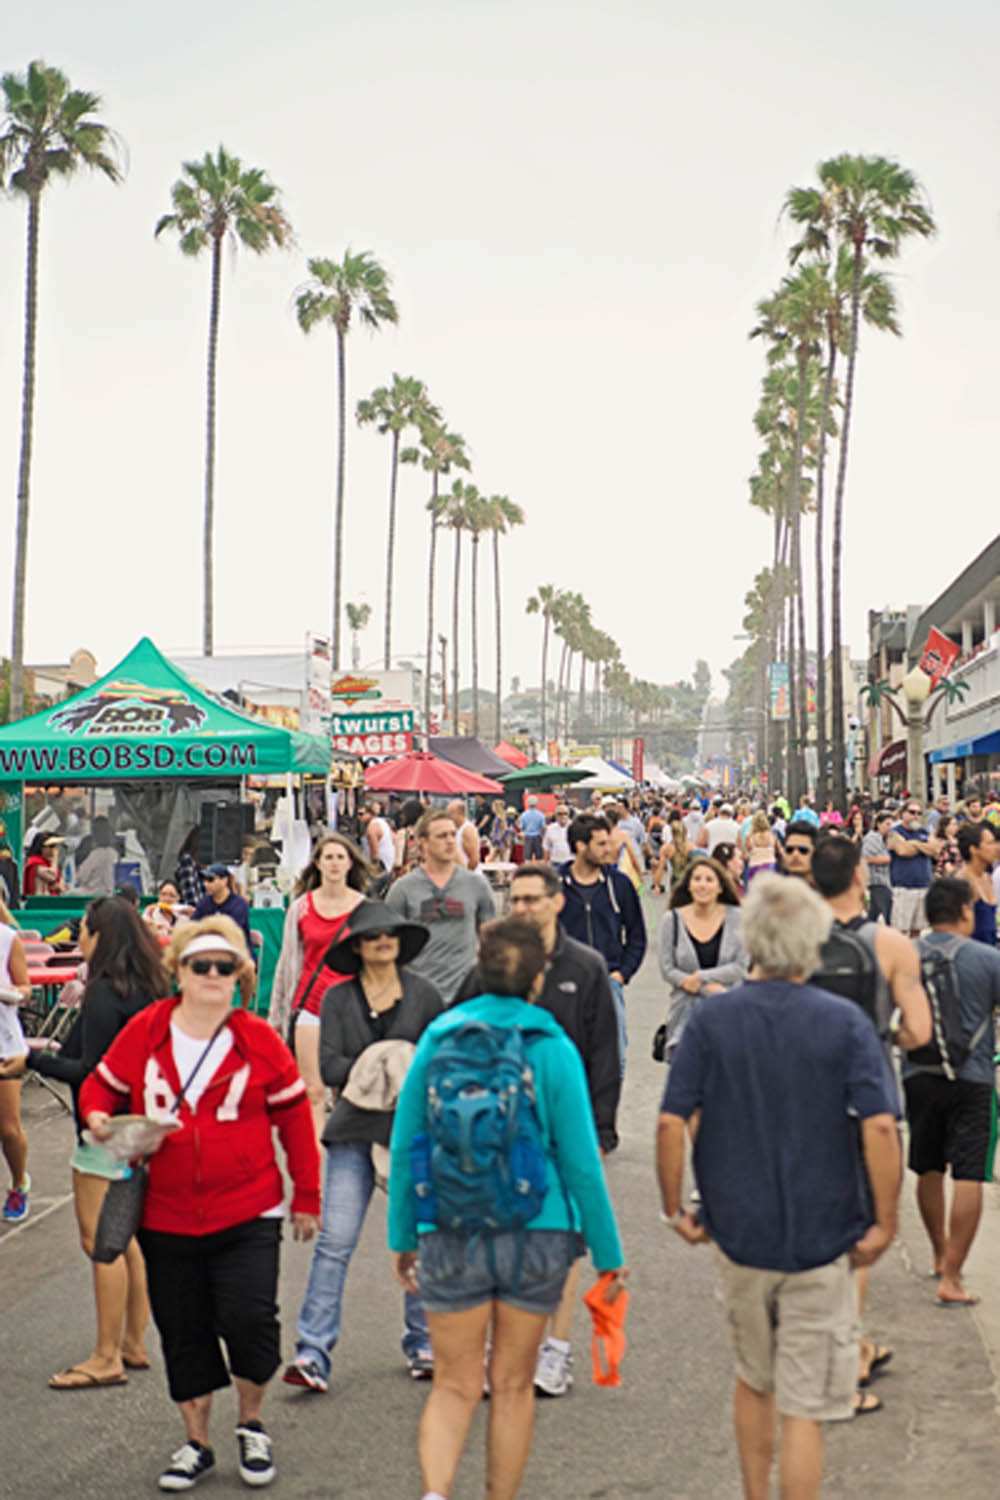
[180,932,245,963]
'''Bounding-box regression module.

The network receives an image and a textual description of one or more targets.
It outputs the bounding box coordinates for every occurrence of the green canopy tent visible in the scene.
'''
[0,635,329,781]
[498,761,592,792]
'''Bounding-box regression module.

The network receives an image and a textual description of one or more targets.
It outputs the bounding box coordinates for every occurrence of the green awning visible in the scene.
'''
[0,637,330,781]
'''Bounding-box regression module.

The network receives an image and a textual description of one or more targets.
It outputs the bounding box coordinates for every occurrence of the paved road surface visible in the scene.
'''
[4,898,1000,1497]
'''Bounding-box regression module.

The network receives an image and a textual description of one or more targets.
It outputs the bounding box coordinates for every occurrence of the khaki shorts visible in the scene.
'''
[716,1250,858,1422]
[891,887,926,933]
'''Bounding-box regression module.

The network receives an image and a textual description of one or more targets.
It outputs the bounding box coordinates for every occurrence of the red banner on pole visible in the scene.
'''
[918,627,960,687]
[631,737,645,783]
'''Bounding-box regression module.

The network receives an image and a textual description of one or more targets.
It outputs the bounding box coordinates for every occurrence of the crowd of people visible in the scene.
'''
[0,777,998,1499]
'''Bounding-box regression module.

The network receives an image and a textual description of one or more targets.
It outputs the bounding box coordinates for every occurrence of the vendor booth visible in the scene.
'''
[0,637,336,1010]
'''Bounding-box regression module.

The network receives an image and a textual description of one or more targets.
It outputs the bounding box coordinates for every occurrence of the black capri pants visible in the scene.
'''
[138,1218,282,1403]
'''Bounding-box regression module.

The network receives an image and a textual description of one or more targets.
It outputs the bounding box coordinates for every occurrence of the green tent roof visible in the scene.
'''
[0,637,330,781]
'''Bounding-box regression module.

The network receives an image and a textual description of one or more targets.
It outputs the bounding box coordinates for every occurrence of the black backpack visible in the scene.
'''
[811,918,889,1035]
[907,937,990,1081]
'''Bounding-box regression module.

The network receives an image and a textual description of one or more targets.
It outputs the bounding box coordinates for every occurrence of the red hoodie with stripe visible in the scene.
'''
[79,997,320,1235]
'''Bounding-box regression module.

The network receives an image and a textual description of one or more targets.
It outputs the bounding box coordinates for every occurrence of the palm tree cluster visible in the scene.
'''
[735,153,935,806]
[1,58,526,734]
[524,585,708,768]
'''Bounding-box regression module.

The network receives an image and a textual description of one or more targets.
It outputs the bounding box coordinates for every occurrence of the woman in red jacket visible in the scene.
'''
[81,915,320,1494]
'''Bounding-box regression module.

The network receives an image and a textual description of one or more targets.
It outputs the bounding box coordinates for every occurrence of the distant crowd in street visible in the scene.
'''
[2,776,999,1499]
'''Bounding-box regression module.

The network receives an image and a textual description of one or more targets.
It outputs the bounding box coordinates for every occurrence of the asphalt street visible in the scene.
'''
[3,891,1000,1498]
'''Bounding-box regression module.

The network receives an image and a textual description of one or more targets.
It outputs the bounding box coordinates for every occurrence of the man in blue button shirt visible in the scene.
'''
[518,796,546,861]
[657,874,900,1500]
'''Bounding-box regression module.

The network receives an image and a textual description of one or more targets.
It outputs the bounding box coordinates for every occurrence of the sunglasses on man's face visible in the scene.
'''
[185,958,238,977]
[785,843,812,856]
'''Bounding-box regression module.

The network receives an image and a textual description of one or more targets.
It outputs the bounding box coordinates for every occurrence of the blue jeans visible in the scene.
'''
[609,977,627,1078]
[295,1142,428,1376]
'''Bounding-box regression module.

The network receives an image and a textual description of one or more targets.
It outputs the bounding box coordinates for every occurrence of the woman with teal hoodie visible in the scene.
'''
[388,917,625,1500]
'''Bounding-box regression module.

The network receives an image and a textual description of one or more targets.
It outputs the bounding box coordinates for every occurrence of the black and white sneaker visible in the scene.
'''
[236,1421,275,1488]
[281,1359,328,1394]
[158,1442,215,1491]
[407,1348,434,1381]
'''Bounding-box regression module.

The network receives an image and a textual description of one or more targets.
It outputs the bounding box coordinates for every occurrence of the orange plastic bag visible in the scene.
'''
[583,1271,629,1387]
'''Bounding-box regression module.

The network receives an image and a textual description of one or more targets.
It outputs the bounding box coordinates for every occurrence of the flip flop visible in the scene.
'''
[936,1294,980,1308]
[858,1346,894,1387]
[49,1365,129,1390]
[852,1390,882,1417]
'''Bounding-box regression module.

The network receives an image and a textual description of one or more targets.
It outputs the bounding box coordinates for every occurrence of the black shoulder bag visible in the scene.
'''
[91,1016,230,1264]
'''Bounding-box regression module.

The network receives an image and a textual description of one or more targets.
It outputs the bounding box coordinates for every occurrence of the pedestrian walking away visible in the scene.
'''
[11,897,168,1388]
[0,906,32,1223]
[901,877,1000,1306]
[80,916,321,1493]
[658,875,902,1499]
[518,796,546,861]
[454,861,623,1399]
[558,814,647,1075]
[388,916,626,1500]
[283,901,442,1393]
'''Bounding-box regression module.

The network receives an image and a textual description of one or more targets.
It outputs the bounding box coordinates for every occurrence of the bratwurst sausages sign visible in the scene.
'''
[330,710,414,760]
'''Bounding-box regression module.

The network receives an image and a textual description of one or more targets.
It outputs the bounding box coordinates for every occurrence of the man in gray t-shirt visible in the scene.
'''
[386,809,496,1002]
[862,813,893,926]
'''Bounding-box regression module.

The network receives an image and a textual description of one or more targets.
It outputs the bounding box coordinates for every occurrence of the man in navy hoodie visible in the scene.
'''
[560,813,647,1074]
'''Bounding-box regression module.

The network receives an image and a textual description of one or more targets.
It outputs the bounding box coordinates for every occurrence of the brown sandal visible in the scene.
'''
[49,1365,128,1390]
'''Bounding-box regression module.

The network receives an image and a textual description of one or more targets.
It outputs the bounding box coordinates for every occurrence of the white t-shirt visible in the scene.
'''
[454,821,479,868]
[705,817,740,854]
[170,1021,283,1218]
[543,822,572,864]
[369,817,396,874]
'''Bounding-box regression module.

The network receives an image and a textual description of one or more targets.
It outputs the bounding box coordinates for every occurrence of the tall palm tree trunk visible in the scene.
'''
[829,249,864,810]
[814,336,836,807]
[383,431,400,669]
[539,616,549,745]
[492,531,502,740]
[332,326,348,670]
[202,233,223,656]
[471,537,480,736]
[794,508,809,789]
[451,528,462,734]
[424,473,439,736]
[9,191,41,720]
[578,651,587,726]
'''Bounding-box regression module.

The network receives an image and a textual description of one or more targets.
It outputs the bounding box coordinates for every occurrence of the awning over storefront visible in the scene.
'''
[872,739,907,775]
[928,729,1000,765]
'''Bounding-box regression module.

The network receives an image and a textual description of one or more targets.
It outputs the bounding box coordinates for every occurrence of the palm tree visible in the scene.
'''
[295,250,398,669]
[1,61,123,717]
[786,154,934,806]
[156,147,290,656]
[444,479,479,734]
[526,585,560,744]
[484,495,524,739]
[356,374,440,668]
[345,601,371,670]
[418,423,470,732]
[464,492,492,737]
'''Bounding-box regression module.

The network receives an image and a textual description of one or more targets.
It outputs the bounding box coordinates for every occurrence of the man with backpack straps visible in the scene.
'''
[810,836,932,1407]
[901,877,1000,1307]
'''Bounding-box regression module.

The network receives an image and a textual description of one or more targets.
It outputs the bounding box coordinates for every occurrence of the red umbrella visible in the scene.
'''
[364,751,503,795]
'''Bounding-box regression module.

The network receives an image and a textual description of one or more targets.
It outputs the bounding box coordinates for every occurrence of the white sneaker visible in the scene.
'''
[534,1338,573,1397]
[236,1422,275,1488]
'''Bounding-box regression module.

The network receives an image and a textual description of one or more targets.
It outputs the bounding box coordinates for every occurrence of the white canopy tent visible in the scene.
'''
[570,756,636,790]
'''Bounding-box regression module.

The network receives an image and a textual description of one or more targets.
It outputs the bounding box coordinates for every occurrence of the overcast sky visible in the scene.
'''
[2,0,998,705]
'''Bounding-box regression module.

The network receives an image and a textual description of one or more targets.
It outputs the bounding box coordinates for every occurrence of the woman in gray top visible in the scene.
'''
[282,901,442,1394]
[659,857,745,1058]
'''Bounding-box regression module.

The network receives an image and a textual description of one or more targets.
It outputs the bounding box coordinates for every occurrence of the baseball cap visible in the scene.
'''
[205,862,230,879]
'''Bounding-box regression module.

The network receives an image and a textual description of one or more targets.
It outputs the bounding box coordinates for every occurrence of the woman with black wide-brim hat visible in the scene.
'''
[282,901,443,1393]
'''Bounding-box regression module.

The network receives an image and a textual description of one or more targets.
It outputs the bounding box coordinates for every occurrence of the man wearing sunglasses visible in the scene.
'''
[888,802,942,937]
[780,822,817,885]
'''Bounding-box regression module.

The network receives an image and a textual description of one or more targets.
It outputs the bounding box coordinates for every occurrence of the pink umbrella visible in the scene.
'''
[364,751,503,795]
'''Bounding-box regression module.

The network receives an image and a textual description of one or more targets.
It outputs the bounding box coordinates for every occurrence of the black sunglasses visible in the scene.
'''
[785,843,812,855]
[185,958,238,977]
[357,930,397,942]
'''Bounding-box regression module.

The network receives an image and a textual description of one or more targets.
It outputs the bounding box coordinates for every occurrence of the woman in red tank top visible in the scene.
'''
[270,835,370,1137]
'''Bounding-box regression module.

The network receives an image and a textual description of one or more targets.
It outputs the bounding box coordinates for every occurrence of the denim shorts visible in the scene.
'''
[417,1229,583,1315]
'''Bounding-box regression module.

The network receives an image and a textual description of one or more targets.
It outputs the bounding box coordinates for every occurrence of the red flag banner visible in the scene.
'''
[631,737,645,783]
[918,627,960,688]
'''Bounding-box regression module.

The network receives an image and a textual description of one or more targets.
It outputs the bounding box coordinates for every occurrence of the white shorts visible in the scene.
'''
[891,887,926,933]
